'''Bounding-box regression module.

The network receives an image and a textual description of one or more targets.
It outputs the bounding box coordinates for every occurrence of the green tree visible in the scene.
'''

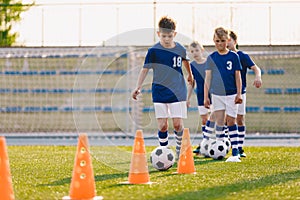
[0,0,34,46]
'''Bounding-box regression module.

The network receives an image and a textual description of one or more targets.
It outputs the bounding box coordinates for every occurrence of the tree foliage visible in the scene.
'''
[0,0,34,46]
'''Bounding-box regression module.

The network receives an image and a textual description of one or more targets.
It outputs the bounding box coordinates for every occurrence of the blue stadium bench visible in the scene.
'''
[284,88,300,94]
[264,88,282,94]
[263,107,281,113]
[267,69,285,75]
[283,107,300,112]
[246,106,261,113]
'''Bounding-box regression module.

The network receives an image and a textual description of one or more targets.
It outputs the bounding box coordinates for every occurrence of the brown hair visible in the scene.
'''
[229,30,239,49]
[190,41,204,49]
[158,16,176,32]
[214,27,229,39]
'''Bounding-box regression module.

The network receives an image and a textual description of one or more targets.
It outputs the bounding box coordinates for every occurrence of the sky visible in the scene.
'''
[17,0,300,46]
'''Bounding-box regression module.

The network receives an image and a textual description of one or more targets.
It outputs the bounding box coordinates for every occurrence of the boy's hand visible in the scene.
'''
[186,100,191,108]
[253,77,262,88]
[187,74,194,86]
[204,98,210,109]
[235,94,243,104]
[132,89,141,100]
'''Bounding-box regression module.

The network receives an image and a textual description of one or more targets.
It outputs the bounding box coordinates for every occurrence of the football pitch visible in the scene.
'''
[8,145,300,200]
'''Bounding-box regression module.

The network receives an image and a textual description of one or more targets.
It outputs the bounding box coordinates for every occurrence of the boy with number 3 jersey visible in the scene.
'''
[132,16,194,159]
[204,27,243,162]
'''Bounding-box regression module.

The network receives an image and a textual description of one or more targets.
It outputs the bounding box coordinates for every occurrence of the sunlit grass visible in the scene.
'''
[7,146,300,200]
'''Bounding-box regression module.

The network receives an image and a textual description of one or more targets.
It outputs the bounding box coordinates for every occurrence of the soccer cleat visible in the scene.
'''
[193,145,200,155]
[239,149,247,158]
[225,156,241,162]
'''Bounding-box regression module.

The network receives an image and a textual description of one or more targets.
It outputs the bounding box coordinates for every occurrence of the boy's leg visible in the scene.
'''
[174,129,183,159]
[224,95,240,162]
[169,101,186,159]
[237,94,247,157]
[238,125,246,157]
[157,118,169,146]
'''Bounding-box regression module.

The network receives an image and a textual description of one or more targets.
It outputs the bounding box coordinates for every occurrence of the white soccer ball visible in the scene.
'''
[150,146,175,171]
[200,139,213,157]
[223,137,231,154]
[208,140,228,160]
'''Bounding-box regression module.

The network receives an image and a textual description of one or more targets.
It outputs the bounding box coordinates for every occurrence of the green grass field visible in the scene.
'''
[8,145,300,200]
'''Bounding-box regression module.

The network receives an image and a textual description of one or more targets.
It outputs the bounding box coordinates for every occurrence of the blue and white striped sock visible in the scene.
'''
[174,130,183,157]
[216,125,225,141]
[203,120,215,139]
[238,126,246,152]
[158,130,168,146]
[228,124,239,156]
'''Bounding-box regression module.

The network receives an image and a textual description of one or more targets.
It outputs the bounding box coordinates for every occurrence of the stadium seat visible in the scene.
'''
[21,71,38,75]
[283,107,300,112]
[142,107,154,112]
[12,88,29,93]
[24,106,42,112]
[187,107,198,112]
[246,106,261,113]
[42,106,59,112]
[247,69,265,75]
[284,88,300,94]
[264,88,282,94]
[263,107,281,113]
[0,88,11,93]
[267,69,285,75]
[5,106,22,113]
[39,70,57,75]
[31,89,48,93]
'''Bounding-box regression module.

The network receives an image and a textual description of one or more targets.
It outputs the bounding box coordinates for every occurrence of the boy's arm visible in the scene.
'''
[183,60,194,85]
[187,82,194,107]
[234,70,243,104]
[132,68,149,100]
[204,70,211,108]
[251,65,262,88]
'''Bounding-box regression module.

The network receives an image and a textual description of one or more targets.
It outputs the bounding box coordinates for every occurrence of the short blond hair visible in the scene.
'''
[214,27,229,39]
[189,41,204,50]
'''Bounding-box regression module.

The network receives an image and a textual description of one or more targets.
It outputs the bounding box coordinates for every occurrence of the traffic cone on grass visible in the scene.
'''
[63,134,103,200]
[176,128,196,174]
[0,136,15,200]
[122,130,152,184]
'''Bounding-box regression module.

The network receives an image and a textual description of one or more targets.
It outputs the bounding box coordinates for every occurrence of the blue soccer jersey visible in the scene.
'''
[143,42,188,103]
[206,50,242,96]
[237,51,255,94]
[190,60,211,106]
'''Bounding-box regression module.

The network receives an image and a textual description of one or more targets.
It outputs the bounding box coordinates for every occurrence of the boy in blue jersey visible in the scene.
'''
[227,30,262,158]
[187,41,215,156]
[204,27,243,162]
[132,16,194,159]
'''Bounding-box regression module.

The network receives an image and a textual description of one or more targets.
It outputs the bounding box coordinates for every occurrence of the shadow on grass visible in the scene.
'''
[37,172,128,187]
[150,169,300,200]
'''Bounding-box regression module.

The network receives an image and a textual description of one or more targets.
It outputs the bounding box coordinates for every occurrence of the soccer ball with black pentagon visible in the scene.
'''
[200,139,213,157]
[150,146,175,171]
[208,140,228,160]
[223,137,231,154]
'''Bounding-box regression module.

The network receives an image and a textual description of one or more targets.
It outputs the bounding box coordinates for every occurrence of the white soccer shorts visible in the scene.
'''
[154,101,187,119]
[237,93,246,115]
[211,94,239,118]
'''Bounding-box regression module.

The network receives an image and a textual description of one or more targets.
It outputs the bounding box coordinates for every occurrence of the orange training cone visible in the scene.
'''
[0,136,15,200]
[176,128,196,174]
[122,130,152,184]
[63,134,103,200]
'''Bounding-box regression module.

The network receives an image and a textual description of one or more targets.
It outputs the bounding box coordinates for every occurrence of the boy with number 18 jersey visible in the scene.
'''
[132,16,194,159]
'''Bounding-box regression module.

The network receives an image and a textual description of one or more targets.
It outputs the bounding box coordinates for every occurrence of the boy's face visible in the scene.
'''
[157,30,176,47]
[213,34,228,52]
[227,38,236,50]
[189,46,202,60]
